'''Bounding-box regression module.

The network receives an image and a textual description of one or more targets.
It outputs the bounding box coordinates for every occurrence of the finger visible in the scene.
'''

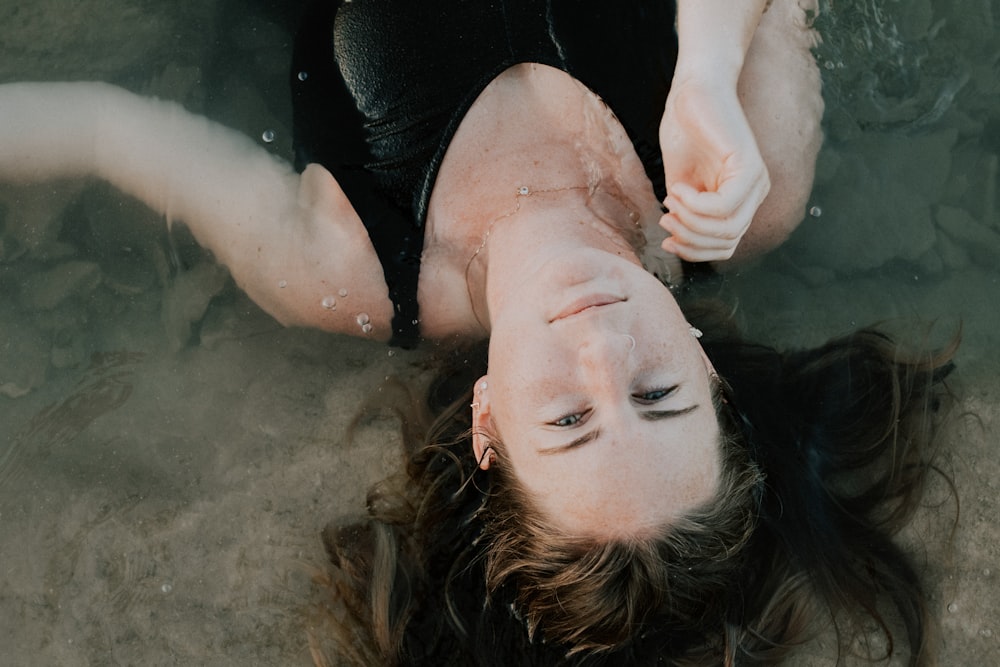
[660,214,740,255]
[661,235,737,263]
[667,167,769,219]
[662,197,752,243]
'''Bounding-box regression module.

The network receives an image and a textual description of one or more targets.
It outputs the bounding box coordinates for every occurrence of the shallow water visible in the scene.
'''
[1,0,998,664]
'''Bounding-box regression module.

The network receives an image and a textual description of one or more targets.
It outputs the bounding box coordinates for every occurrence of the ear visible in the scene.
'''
[698,343,717,378]
[470,375,494,470]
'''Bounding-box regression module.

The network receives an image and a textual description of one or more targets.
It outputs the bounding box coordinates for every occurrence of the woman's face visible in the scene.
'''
[478,249,720,538]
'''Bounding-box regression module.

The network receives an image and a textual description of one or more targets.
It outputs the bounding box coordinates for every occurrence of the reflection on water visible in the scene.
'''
[0,0,998,664]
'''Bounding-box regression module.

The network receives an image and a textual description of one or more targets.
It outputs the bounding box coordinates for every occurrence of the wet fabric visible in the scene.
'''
[291,0,678,347]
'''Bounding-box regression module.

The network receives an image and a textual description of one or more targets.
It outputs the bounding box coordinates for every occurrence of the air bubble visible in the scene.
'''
[161,582,173,594]
[947,603,958,613]
[356,313,370,326]
[809,206,822,217]
[278,280,287,289]
[362,323,373,334]
[321,296,337,310]
[338,288,349,297]
[262,129,276,143]
[297,71,308,81]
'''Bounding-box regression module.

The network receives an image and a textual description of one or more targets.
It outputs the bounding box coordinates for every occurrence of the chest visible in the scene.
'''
[415,64,666,339]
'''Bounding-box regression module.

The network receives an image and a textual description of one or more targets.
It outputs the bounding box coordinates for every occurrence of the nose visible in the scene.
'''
[578,332,634,377]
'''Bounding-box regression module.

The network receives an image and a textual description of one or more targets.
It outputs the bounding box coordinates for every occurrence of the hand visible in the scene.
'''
[658,77,770,262]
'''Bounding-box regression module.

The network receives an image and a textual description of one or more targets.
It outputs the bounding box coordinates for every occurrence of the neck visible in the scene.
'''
[468,187,646,332]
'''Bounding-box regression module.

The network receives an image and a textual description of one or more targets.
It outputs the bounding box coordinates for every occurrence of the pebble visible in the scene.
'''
[161,262,230,351]
[19,261,102,311]
[0,382,33,399]
[936,205,1000,267]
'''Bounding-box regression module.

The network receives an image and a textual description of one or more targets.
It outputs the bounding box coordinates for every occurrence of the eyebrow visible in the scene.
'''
[538,405,700,455]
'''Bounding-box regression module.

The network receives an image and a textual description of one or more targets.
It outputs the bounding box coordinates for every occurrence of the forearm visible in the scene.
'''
[674,0,770,86]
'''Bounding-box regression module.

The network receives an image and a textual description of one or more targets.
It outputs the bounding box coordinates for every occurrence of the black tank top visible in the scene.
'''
[291,0,678,347]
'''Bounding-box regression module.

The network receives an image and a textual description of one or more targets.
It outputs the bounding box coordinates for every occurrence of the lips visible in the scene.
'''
[550,294,625,322]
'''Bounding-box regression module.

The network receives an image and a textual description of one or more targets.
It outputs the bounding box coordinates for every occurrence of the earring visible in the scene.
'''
[689,326,703,339]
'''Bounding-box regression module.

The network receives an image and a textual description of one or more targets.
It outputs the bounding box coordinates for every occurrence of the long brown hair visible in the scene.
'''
[309,308,957,666]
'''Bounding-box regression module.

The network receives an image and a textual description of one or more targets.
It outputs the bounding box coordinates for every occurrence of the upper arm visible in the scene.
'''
[0,82,394,339]
[234,163,395,340]
[94,85,396,338]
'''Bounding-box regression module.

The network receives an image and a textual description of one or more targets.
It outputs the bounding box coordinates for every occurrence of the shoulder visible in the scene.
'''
[236,164,397,341]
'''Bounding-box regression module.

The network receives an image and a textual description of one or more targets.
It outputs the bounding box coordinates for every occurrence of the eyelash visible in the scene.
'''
[550,387,677,427]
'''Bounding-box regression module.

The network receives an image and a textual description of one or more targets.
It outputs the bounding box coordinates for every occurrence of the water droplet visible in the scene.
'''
[161,582,173,594]
[321,295,337,310]
[297,71,308,81]
[362,323,373,334]
[411,319,419,326]
[278,280,287,289]
[981,628,994,638]
[338,288,349,297]
[809,205,822,217]
[262,129,276,143]
[947,602,958,613]
[387,350,396,357]
[356,313,370,326]
[824,60,835,70]
[984,568,992,577]
[518,186,530,196]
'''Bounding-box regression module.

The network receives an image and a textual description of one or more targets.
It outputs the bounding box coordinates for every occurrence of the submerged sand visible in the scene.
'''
[1,0,997,664]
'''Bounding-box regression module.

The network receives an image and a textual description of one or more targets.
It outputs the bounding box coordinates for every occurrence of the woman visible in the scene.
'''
[0,0,820,533]
[1,0,953,664]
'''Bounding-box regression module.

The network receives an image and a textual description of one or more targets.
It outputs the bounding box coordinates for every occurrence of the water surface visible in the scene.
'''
[1,0,997,664]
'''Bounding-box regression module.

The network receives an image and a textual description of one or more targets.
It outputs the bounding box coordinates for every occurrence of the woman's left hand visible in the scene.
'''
[658,77,770,262]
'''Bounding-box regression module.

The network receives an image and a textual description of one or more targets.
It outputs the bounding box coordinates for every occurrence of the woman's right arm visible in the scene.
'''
[0,82,393,339]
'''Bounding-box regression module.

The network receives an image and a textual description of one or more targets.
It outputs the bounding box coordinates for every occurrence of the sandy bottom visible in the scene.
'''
[1,0,997,664]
